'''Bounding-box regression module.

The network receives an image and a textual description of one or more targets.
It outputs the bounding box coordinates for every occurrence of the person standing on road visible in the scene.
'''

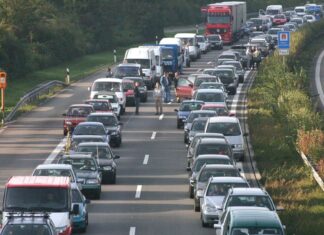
[160,71,170,103]
[250,46,256,69]
[253,47,261,70]
[246,46,253,70]
[174,72,180,102]
[134,82,141,115]
[153,82,163,115]
[106,67,113,77]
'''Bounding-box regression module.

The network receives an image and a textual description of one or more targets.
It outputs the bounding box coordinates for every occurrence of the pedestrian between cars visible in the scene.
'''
[160,71,171,104]
[253,48,261,70]
[246,46,253,70]
[106,67,113,77]
[153,82,163,115]
[134,82,141,115]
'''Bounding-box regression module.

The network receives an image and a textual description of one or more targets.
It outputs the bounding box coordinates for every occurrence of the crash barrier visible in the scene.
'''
[5,80,66,122]
[300,151,324,191]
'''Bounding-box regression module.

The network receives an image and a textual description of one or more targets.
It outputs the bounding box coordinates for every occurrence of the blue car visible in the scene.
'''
[72,185,90,233]
[174,100,204,129]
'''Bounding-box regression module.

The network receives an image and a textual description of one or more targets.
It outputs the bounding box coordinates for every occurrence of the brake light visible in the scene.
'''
[58,225,72,235]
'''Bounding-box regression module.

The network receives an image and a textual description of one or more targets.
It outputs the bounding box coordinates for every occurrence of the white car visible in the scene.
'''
[196,35,208,54]
[95,93,121,119]
[205,116,246,161]
[303,14,316,23]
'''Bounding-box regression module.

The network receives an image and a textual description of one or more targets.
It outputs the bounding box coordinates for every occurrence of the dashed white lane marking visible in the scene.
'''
[143,154,149,165]
[159,114,164,120]
[44,138,67,164]
[135,185,142,198]
[315,50,324,106]
[129,227,136,235]
[207,61,213,65]
[151,131,156,140]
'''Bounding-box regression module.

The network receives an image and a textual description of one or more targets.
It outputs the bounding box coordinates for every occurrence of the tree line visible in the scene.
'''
[0,0,312,78]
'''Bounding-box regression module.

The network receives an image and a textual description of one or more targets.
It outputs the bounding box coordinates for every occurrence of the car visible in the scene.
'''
[303,14,316,23]
[58,154,102,199]
[192,89,227,107]
[113,63,144,79]
[71,184,90,232]
[216,65,239,84]
[0,213,58,235]
[272,14,287,25]
[218,51,240,62]
[76,142,120,184]
[200,177,249,225]
[192,75,220,95]
[267,27,283,44]
[241,21,255,36]
[221,187,280,218]
[187,117,210,145]
[196,35,208,53]
[84,99,113,113]
[249,38,270,57]
[93,92,121,119]
[205,116,246,161]
[175,77,194,102]
[86,112,122,147]
[124,77,147,102]
[222,61,245,83]
[194,168,243,212]
[201,104,231,116]
[289,17,305,27]
[72,122,110,146]
[70,135,105,150]
[249,18,268,31]
[184,110,217,144]
[206,34,223,49]
[174,100,204,129]
[212,68,238,95]
[122,79,135,106]
[198,82,227,95]
[32,164,81,190]
[187,137,234,169]
[283,23,298,32]
[188,154,235,198]
[62,104,94,136]
[214,207,286,235]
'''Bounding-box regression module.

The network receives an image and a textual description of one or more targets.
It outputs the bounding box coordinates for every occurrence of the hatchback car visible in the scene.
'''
[194,168,243,212]
[206,34,223,49]
[187,117,210,145]
[72,122,109,145]
[174,100,204,129]
[193,89,227,107]
[71,184,90,232]
[222,61,245,83]
[62,104,94,136]
[93,92,121,119]
[76,142,120,184]
[84,99,113,113]
[200,177,249,225]
[205,116,246,161]
[212,68,238,95]
[86,112,122,147]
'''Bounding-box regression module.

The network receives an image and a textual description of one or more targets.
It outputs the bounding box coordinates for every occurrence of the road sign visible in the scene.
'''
[277,31,290,49]
[279,49,289,55]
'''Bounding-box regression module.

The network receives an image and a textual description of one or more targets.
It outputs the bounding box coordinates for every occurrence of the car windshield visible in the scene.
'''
[72,137,104,147]
[226,195,275,210]
[72,188,83,203]
[74,125,106,135]
[62,158,97,171]
[162,48,174,60]
[207,35,220,41]
[191,120,207,131]
[274,14,285,19]
[178,37,194,46]
[177,78,192,86]
[114,66,141,77]
[33,169,74,182]
[224,62,242,70]
[207,13,231,24]
[199,169,239,183]
[250,18,262,25]
[206,122,241,136]
[179,102,203,111]
[188,113,215,123]
[87,115,117,127]
[197,37,205,42]
[77,145,112,159]
[231,228,283,235]
[93,82,121,92]
[4,187,68,212]
[199,83,223,90]
[126,59,150,69]
[67,107,92,117]
[85,101,111,111]
[196,92,225,103]
[1,224,51,235]
[193,158,231,172]
[194,77,218,87]
[266,9,280,15]
[206,182,249,196]
[214,70,233,77]
[197,143,230,156]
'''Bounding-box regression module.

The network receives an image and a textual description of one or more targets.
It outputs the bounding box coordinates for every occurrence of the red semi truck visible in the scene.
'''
[204,1,246,44]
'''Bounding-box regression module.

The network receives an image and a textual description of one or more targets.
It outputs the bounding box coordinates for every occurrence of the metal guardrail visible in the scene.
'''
[5,80,66,122]
[300,151,324,191]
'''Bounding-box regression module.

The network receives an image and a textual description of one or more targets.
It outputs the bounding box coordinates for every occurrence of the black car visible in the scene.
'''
[213,68,238,95]
[58,154,102,199]
[123,77,148,102]
[76,142,120,184]
[249,18,267,32]
[206,34,223,50]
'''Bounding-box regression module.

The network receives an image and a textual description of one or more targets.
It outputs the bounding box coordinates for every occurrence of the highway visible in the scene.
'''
[0,40,259,235]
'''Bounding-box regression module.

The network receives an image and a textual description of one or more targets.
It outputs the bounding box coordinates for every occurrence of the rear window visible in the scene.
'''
[93,82,121,92]
[196,92,225,103]
[193,158,231,172]
[206,122,241,136]
[194,76,218,87]
[74,125,106,136]
[197,143,230,156]
[191,120,207,131]
[206,182,249,196]
[87,115,117,126]
[179,102,203,111]
[188,112,215,123]
[199,168,239,182]
[114,66,141,77]
[67,106,93,117]
[85,101,111,111]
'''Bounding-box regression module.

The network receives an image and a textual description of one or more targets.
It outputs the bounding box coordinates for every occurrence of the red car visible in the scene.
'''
[272,14,287,25]
[63,104,94,135]
[122,79,135,106]
[201,104,234,116]
[84,99,113,112]
[176,77,193,102]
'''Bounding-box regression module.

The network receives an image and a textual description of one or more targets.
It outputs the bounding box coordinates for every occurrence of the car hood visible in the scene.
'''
[225,135,243,145]
[205,196,225,208]
[75,170,99,179]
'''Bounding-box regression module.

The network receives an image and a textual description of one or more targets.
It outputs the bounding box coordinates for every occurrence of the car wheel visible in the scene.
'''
[95,190,101,200]
[239,76,244,83]
[120,105,125,115]
[201,215,208,227]
[177,121,181,129]
[184,135,187,144]
[116,138,121,147]
[189,186,194,199]
[110,172,117,184]
[194,200,200,212]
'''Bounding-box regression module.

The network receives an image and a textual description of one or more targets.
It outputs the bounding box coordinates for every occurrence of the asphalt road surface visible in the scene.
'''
[0,38,258,235]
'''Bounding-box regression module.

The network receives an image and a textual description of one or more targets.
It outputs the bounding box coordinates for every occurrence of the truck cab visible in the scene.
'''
[159,37,186,72]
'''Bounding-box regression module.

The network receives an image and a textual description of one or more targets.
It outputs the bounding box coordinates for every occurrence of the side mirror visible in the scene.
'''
[85,199,91,204]
[62,113,67,116]
[113,155,120,159]
[87,87,91,91]
[72,204,79,215]
[174,109,179,112]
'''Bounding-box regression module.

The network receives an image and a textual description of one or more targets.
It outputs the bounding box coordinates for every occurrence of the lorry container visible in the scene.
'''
[205,1,246,44]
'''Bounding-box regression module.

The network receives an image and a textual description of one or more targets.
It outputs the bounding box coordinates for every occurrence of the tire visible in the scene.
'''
[201,215,208,228]
[115,138,121,147]
[189,186,194,199]
[95,191,101,200]
[194,200,200,212]
[177,121,181,129]
[239,76,244,83]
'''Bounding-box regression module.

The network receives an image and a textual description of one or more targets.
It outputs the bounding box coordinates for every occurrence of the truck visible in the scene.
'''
[139,45,164,80]
[205,1,246,44]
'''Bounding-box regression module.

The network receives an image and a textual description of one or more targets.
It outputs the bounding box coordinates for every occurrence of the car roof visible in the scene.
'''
[228,187,268,196]
[117,63,141,67]
[77,142,109,147]
[88,112,116,117]
[196,154,230,160]
[85,99,110,103]
[6,176,70,188]
[72,135,104,139]
[199,137,228,144]
[69,104,93,108]
[196,88,225,93]
[202,164,236,169]
[208,116,239,123]
[76,121,105,126]
[190,110,217,114]
[210,176,247,183]
[35,164,73,170]
[214,68,233,72]
[194,133,225,138]
[94,78,123,83]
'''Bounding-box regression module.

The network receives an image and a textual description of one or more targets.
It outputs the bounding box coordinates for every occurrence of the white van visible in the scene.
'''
[124,47,157,89]
[174,33,200,61]
[260,5,283,18]
[159,37,186,68]
[139,45,164,78]
[294,6,306,17]
[89,78,126,114]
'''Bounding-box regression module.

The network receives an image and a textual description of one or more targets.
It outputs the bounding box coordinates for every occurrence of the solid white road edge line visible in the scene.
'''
[159,114,164,120]
[315,50,324,106]
[129,227,136,235]
[151,131,156,140]
[44,137,67,164]
[143,154,149,165]
[135,185,142,199]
